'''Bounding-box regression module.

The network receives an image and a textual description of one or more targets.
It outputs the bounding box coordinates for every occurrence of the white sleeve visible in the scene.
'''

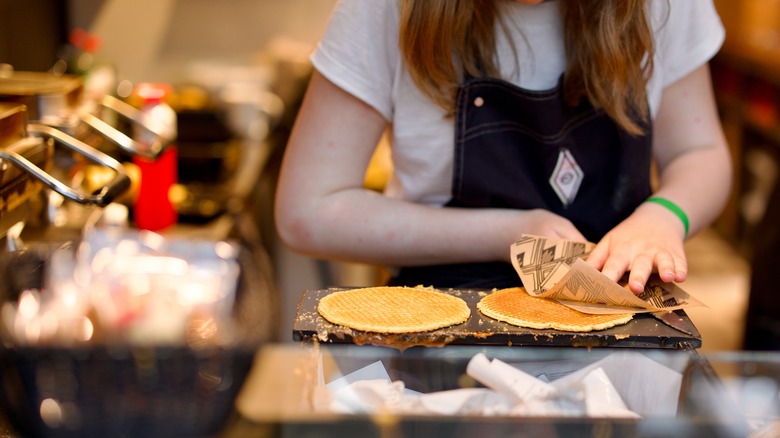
[653,0,725,87]
[310,0,399,120]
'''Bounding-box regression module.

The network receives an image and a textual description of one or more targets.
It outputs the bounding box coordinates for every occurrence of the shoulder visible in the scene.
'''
[324,0,400,31]
[311,0,401,120]
[648,0,724,52]
[313,0,400,66]
[648,0,725,85]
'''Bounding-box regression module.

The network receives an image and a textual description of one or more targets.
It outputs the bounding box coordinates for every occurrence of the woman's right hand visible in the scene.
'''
[492,208,586,261]
[511,208,587,242]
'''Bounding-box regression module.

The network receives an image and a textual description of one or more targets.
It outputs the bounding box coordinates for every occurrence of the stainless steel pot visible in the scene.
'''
[0,103,130,239]
[0,70,174,160]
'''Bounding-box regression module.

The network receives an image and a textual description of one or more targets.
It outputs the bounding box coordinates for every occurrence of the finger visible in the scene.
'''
[600,257,628,284]
[673,255,688,283]
[628,254,653,294]
[585,240,609,270]
[654,251,676,283]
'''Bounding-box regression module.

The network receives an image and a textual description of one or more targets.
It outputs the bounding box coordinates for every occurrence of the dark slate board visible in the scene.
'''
[292,288,702,350]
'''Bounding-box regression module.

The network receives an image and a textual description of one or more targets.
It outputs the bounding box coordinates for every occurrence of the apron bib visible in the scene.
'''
[389,75,652,289]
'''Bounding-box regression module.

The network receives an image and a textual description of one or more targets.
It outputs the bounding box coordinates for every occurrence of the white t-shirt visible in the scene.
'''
[311,0,725,207]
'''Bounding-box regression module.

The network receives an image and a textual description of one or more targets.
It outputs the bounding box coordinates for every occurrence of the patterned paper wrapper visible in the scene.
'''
[510,235,705,315]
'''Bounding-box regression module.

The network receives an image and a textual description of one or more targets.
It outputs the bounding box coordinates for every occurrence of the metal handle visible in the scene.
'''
[0,123,131,207]
[79,95,175,160]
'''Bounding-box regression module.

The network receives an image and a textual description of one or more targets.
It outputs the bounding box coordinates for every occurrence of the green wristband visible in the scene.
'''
[646,197,689,237]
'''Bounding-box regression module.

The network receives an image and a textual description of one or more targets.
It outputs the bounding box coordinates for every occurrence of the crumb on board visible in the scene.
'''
[317,331,329,342]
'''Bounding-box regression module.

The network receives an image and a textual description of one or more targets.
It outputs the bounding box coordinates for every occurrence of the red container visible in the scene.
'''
[133,146,177,231]
[132,83,178,231]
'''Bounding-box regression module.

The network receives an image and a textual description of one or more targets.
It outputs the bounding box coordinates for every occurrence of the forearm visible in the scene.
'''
[649,141,732,238]
[278,183,590,267]
[646,63,733,238]
[278,188,521,266]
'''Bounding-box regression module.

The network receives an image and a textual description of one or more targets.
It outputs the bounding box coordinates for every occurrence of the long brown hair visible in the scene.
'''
[399,0,654,135]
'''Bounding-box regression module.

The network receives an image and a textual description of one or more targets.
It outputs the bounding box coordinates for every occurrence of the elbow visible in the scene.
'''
[275,204,318,255]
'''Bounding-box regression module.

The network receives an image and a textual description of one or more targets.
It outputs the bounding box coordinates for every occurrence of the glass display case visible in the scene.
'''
[218,344,764,437]
[5,342,780,437]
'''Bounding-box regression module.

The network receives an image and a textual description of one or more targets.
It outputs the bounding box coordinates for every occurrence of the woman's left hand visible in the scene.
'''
[586,63,732,294]
[586,201,688,294]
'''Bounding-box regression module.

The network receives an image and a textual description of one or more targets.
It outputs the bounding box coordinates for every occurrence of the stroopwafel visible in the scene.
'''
[317,286,470,334]
[477,287,633,332]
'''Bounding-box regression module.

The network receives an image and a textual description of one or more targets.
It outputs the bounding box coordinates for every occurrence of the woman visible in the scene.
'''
[275,0,731,292]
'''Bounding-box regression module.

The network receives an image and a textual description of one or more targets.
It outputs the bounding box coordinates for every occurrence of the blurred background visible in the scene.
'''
[0,0,779,352]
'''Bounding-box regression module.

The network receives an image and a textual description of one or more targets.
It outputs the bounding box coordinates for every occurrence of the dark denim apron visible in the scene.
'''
[389,75,653,289]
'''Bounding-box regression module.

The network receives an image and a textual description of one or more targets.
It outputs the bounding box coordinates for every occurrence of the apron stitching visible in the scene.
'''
[462,110,603,144]
[464,78,562,101]
[453,88,469,198]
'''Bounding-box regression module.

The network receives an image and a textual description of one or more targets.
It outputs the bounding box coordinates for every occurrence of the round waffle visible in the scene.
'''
[317,286,470,334]
[477,287,633,332]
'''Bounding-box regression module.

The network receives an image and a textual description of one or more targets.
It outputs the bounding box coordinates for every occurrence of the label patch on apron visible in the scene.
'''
[549,148,584,207]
